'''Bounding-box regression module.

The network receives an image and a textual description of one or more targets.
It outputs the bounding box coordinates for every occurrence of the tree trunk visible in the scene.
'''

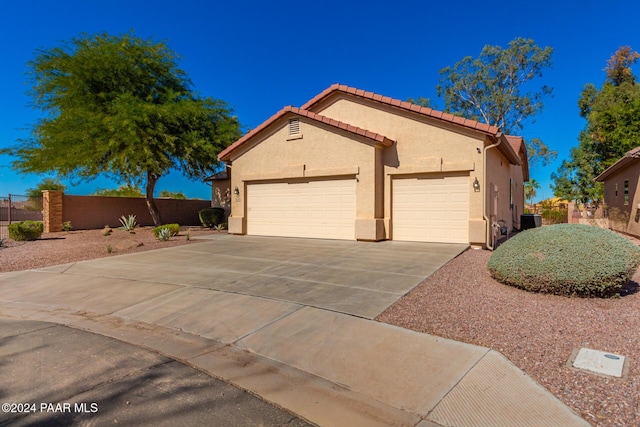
[146,171,162,226]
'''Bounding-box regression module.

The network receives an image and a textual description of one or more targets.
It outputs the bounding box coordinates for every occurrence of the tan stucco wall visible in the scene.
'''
[313,96,486,243]
[510,164,525,230]
[210,180,231,220]
[226,115,383,240]
[226,94,525,246]
[603,163,640,236]
[485,144,520,246]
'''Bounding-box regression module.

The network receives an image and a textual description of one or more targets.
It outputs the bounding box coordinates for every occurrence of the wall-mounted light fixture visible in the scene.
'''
[473,177,480,192]
[476,147,482,154]
[233,186,239,196]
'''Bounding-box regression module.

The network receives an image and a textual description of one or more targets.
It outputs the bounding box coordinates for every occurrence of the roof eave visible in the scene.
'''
[217,106,395,161]
[595,157,636,182]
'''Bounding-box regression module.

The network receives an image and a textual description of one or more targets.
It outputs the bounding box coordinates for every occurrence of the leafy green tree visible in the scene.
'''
[435,38,556,168]
[93,184,144,197]
[2,32,240,225]
[25,178,65,199]
[159,190,187,199]
[553,46,640,203]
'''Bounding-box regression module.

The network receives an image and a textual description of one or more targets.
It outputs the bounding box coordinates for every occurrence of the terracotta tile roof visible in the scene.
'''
[505,135,523,153]
[627,146,640,158]
[204,168,229,181]
[218,106,394,161]
[505,135,529,181]
[301,83,501,135]
[595,146,640,182]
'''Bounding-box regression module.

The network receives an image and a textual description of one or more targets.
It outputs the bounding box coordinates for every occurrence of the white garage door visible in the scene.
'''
[393,175,469,243]
[247,179,356,240]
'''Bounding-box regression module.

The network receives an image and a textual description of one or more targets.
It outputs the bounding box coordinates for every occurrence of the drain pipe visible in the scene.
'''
[483,133,503,250]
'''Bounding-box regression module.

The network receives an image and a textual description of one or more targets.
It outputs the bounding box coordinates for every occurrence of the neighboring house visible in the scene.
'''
[534,197,571,212]
[217,84,528,248]
[595,147,640,236]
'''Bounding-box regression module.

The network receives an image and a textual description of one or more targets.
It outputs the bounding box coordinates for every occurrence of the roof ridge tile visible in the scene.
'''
[301,83,502,136]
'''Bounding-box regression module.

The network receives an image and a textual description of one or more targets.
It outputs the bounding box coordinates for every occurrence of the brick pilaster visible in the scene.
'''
[42,190,63,233]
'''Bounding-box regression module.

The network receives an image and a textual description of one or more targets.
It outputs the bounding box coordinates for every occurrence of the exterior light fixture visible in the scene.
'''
[473,177,480,192]
[233,186,239,196]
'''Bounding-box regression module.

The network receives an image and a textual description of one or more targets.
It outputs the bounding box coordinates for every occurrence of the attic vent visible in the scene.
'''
[289,118,300,135]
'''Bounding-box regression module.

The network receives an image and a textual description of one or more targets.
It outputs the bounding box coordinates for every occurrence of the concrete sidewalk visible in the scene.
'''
[0,236,589,426]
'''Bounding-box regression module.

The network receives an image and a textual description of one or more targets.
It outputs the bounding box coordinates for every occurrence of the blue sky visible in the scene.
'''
[1,0,639,201]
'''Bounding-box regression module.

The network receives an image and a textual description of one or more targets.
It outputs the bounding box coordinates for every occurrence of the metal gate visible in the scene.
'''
[0,194,43,240]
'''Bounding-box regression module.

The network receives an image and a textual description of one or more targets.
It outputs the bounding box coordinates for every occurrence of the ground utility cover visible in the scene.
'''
[572,348,626,378]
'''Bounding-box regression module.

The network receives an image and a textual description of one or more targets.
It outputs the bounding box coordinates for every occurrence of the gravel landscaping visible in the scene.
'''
[378,245,640,427]
[0,226,220,273]
[2,227,638,426]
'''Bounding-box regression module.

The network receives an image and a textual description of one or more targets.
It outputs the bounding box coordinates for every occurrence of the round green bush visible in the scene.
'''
[198,207,225,228]
[488,224,640,297]
[8,221,44,241]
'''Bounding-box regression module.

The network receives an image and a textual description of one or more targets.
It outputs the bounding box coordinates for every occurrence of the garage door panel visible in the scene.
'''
[393,176,469,244]
[248,180,356,240]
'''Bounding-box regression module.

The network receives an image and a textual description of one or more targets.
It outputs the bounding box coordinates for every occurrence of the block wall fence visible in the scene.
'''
[42,190,211,232]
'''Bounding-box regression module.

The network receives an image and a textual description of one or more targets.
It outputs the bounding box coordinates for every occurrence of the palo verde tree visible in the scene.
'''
[436,37,556,167]
[25,177,65,199]
[552,46,640,203]
[3,32,240,225]
[93,184,145,198]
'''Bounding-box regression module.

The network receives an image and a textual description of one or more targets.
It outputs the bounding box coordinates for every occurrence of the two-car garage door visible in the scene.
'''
[246,175,469,243]
[392,175,469,244]
[247,179,356,240]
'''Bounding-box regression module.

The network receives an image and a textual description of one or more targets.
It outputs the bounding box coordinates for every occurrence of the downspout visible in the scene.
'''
[483,133,503,250]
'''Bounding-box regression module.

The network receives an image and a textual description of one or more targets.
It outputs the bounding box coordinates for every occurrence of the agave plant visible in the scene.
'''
[157,227,172,241]
[119,214,138,234]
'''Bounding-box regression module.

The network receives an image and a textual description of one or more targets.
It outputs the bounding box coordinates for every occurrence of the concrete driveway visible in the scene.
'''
[0,235,588,426]
[44,234,468,319]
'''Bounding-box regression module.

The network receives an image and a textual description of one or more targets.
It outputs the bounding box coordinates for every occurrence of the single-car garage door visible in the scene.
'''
[393,175,469,243]
[247,179,356,240]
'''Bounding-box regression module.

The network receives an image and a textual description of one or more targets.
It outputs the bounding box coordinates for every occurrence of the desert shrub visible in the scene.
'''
[156,227,173,241]
[488,224,640,297]
[8,221,44,241]
[541,208,567,224]
[153,223,180,238]
[199,207,225,228]
[119,214,137,233]
[62,221,73,232]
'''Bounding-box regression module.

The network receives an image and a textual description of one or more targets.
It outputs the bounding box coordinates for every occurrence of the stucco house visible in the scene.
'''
[216,84,528,248]
[595,147,640,236]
